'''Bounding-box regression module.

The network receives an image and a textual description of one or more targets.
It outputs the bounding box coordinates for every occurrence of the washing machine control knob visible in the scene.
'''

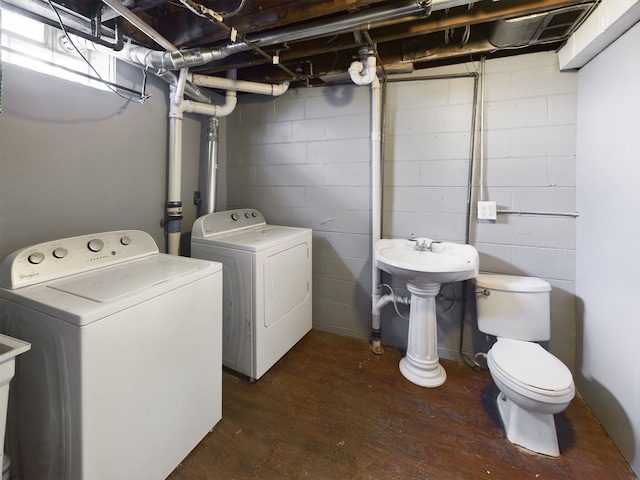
[53,247,68,259]
[231,213,239,221]
[120,236,132,246]
[251,211,257,217]
[28,252,45,264]
[245,212,251,218]
[88,239,104,253]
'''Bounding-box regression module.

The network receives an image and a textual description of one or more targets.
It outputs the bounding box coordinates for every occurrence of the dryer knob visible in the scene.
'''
[88,239,104,252]
[231,213,239,221]
[120,236,132,246]
[251,211,257,217]
[245,212,251,218]
[53,247,68,259]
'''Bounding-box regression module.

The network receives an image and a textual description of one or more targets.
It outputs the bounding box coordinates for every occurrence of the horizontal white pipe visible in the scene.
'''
[190,74,290,96]
[375,294,411,311]
[183,90,238,117]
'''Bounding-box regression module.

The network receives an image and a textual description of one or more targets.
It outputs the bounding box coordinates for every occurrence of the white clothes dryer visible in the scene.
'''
[191,209,312,381]
[0,231,222,480]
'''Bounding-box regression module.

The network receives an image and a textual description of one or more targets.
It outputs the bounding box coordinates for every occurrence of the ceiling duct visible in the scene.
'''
[488,3,595,48]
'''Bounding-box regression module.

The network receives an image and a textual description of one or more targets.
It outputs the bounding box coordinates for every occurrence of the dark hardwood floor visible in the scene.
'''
[168,330,636,480]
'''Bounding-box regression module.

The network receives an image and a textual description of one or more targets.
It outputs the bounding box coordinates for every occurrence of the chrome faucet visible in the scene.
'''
[410,237,438,252]
[415,238,431,251]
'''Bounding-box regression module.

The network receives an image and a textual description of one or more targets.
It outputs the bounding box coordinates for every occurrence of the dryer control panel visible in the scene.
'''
[192,209,266,239]
[0,230,159,289]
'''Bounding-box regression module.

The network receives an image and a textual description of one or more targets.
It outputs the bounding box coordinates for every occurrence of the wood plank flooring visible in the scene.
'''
[168,330,636,480]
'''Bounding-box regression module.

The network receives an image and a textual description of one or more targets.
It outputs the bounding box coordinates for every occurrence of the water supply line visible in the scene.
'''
[349,47,384,354]
[378,284,411,320]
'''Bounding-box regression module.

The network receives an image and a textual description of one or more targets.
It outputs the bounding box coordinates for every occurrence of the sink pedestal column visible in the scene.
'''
[399,282,446,388]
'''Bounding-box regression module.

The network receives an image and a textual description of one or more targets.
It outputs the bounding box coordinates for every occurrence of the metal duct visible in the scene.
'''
[37,0,492,74]
[488,4,594,48]
[126,0,440,70]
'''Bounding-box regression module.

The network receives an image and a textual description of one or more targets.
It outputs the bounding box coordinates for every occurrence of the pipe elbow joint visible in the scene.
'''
[348,61,365,84]
[349,58,378,86]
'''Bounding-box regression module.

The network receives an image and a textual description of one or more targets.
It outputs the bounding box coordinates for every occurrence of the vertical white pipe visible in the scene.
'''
[350,51,384,354]
[370,75,383,355]
[166,68,189,255]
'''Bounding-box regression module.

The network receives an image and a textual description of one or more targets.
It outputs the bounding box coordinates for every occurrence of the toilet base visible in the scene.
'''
[496,392,560,457]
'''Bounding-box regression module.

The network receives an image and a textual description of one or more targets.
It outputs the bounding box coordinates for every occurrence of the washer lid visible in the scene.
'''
[49,255,205,303]
[490,338,573,394]
[477,273,550,292]
[1,254,220,326]
[194,225,311,252]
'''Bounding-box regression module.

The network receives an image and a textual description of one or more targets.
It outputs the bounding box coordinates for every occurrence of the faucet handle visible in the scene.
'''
[409,237,433,251]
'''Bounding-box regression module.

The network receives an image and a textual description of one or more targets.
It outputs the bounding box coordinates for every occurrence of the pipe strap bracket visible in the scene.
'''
[416,0,433,14]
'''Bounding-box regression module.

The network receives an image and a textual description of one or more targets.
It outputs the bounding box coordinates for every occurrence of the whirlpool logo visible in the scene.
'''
[19,272,40,279]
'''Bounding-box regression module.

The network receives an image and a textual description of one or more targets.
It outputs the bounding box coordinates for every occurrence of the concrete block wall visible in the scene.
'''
[471,53,578,370]
[226,51,578,369]
[227,86,374,339]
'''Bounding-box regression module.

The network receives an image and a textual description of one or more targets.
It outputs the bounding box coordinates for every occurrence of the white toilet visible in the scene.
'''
[476,273,575,457]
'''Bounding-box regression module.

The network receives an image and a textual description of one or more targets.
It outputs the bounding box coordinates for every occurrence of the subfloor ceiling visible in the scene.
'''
[5,0,598,87]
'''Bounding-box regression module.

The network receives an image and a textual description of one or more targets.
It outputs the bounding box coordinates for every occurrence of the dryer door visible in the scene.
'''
[263,243,309,328]
[254,236,312,380]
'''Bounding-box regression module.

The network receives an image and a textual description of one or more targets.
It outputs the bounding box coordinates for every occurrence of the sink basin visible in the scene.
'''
[375,238,479,285]
[374,238,479,388]
[0,333,30,473]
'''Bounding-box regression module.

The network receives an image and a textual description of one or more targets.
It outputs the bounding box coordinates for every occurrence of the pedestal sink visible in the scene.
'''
[375,238,479,387]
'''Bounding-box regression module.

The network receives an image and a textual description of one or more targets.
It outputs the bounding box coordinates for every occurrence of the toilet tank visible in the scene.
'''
[476,273,551,341]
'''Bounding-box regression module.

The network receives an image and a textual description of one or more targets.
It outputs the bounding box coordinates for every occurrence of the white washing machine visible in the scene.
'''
[191,209,312,381]
[0,230,223,480]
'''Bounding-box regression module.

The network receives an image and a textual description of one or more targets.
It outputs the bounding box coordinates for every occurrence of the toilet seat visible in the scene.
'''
[488,338,574,404]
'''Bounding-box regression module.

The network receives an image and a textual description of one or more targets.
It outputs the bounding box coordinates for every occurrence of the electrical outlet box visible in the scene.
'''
[477,201,497,220]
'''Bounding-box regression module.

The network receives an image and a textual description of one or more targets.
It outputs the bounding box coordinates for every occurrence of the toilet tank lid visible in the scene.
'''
[477,273,551,292]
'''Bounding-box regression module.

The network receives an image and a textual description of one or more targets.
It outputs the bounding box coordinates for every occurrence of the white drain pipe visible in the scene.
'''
[75,3,292,254]
[166,69,239,255]
[166,68,189,256]
[166,70,291,254]
[190,74,290,97]
[349,48,384,354]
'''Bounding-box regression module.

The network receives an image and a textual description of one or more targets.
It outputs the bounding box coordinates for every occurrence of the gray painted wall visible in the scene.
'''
[576,22,640,476]
[227,51,578,370]
[0,61,203,260]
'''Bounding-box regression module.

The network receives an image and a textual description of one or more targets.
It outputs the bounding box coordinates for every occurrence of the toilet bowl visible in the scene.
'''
[476,273,575,457]
[487,338,575,457]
